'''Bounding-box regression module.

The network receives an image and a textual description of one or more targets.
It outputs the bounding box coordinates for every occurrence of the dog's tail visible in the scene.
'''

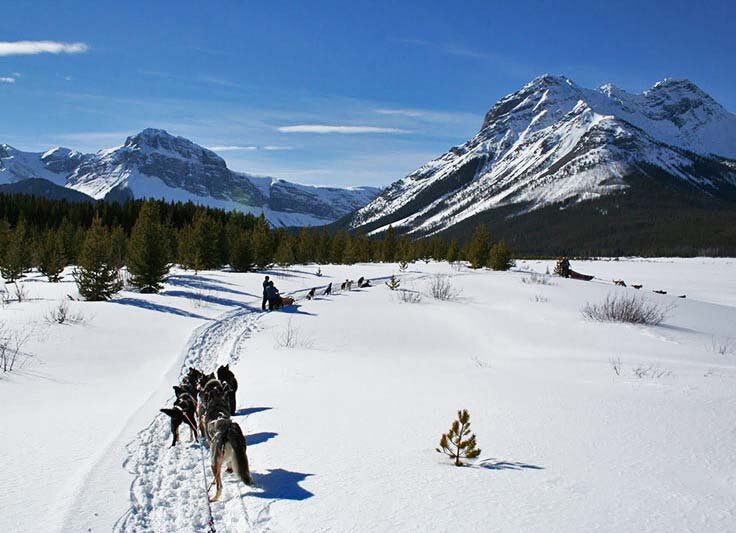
[160,407,181,420]
[227,421,253,485]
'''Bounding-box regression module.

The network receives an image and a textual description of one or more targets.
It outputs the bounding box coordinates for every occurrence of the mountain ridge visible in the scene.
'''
[0,128,381,227]
[348,75,736,238]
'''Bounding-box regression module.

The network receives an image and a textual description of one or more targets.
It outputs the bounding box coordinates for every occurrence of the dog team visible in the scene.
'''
[262,275,373,305]
[160,364,252,502]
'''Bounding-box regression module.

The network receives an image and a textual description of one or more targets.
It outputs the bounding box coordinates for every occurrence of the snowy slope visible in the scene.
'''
[350,76,736,236]
[0,129,380,227]
[1,259,735,532]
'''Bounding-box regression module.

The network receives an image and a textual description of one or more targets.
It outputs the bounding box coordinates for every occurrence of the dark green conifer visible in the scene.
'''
[73,218,122,301]
[489,240,513,271]
[38,229,66,282]
[467,225,491,269]
[0,220,30,282]
[128,201,171,293]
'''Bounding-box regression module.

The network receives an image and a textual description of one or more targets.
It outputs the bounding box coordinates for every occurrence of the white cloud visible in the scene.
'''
[278,125,409,134]
[0,41,89,57]
[262,145,295,151]
[209,145,258,151]
[0,76,16,84]
[375,108,426,118]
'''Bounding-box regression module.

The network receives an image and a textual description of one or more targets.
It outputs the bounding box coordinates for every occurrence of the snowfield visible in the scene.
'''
[1,258,735,532]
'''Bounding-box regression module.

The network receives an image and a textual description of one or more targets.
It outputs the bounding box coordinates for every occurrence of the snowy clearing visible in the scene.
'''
[1,258,735,532]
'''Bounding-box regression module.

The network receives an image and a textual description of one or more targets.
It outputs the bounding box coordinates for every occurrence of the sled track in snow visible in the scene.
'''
[115,307,273,532]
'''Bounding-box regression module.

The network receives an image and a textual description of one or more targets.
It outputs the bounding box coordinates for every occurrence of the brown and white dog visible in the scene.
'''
[198,376,253,501]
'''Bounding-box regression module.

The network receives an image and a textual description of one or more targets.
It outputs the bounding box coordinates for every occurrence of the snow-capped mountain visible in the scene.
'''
[0,129,380,227]
[350,75,736,236]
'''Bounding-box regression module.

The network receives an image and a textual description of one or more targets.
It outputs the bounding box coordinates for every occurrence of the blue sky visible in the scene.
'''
[1,0,734,186]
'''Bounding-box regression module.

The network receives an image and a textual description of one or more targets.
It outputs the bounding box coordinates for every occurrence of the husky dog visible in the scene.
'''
[217,364,238,415]
[207,417,253,501]
[323,282,332,296]
[199,376,253,501]
[160,392,198,446]
[306,288,316,300]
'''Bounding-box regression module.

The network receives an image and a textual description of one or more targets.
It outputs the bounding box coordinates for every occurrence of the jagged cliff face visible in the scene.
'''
[0,128,380,227]
[349,76,736,236]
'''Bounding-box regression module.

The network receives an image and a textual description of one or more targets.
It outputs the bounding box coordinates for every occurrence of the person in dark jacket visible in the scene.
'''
[265,281,281,311]
[261,276,270,310]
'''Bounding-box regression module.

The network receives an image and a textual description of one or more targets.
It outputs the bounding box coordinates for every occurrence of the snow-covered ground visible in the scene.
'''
[1,258,735,532]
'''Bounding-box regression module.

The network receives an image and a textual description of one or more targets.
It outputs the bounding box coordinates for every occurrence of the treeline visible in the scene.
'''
[0,193,512,290]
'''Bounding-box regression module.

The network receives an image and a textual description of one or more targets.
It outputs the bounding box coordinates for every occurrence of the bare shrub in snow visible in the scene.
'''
[397,288,422,304]
[532,294,548,303]
[0,322,33,372]
[2,282,30,304]
[450,261,464,272]
[44,300,89,325]
[632,364,671,379]
[13,282,29,303]
[274,319,314,349]
[471,356,491,368]
[428,274,460,301]
[609,356,623,376]
[709,336,735,356]
[436,409,481,467]
[521,272,553,286]
[582,293,672,325]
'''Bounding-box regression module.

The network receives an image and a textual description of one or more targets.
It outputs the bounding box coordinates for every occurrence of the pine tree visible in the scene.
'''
[382,225,397,262]
[296,228,315,264]
[73,218,123,301]
[467,224,490,269]
[251,217,274,269]
[385,274,400,290]
[127,201,171,293]
[38,229,66,282]
[0,220,30,282]
[489,240,512,271]
[342,234,358,265]
[446,240,459,263]
[436,409,482,466]
[229,232,254,272]
[274,236,296,266]
[329,231,346,264]
[180,212,220,272]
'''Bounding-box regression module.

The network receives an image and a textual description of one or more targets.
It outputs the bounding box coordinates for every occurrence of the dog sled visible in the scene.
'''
[568,270,594,281]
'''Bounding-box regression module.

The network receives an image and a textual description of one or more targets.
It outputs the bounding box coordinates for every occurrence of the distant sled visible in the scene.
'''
[568,270,594,281]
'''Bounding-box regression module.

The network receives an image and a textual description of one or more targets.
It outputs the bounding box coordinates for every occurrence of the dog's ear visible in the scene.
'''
[160,408,182,420]
[173,385,185,397]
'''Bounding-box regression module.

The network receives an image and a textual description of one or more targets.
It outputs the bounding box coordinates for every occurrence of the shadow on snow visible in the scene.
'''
[475,458,544,471]
[249,469,314,501]
[112,297,210,319]
[246,432,278,446]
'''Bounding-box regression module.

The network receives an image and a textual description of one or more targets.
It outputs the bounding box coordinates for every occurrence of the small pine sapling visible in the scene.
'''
[385,274,401,290]
[316,267,322,277]
[436,409,481,466]
[398,260,409,272]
